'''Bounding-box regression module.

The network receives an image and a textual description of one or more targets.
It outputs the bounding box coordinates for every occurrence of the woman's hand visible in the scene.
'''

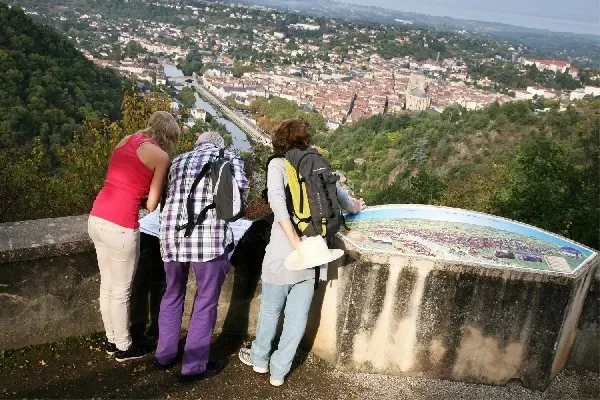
[290,233,302,249]
[353,198,366,213]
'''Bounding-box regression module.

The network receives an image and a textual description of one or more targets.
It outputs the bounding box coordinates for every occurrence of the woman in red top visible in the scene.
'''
[88,111,179,362]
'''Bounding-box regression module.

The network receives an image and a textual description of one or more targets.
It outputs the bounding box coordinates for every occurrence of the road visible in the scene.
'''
[192,80,272,147]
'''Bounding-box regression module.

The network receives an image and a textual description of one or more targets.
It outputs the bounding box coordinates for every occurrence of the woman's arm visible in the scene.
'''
[143,147,170,212]
[336,182,366,214]
[279,219,302,249]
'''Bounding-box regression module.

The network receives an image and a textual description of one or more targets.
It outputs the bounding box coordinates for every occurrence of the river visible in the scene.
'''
[162,63,252,152]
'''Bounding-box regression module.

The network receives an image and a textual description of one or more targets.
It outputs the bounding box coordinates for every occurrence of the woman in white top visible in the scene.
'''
[238,118,365,386]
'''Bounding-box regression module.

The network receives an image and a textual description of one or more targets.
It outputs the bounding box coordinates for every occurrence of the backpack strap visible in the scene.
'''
[179,149,227,237]
[294,151,314,214]
[174,161,212,237]
[317,173,332,236]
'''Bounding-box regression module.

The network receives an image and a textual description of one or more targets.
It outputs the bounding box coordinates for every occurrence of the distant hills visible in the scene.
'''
[234,0,600,67]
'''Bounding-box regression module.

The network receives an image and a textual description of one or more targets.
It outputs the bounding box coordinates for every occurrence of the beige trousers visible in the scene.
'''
[88,216,140,351]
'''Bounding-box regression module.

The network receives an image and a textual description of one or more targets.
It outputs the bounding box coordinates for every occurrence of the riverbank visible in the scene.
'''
[162,63,269,151]
[193,81,271,147]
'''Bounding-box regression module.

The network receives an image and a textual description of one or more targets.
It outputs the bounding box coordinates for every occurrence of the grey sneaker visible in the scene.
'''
[238,347,268,374]
[270,377,284,387]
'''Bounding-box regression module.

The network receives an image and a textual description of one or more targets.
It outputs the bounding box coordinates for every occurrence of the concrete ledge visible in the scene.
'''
[0,252,102,349]
[305,233,599,390]
[0,215,260,350]
[567,268,600,372]
[1,213,598,392]
[0,216,93,264]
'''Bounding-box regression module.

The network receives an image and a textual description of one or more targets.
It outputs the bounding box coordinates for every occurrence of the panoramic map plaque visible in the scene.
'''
[340,205,597,274]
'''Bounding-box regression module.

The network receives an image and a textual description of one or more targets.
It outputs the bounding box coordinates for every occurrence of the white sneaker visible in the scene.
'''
[270,377,284,387]
[238,347,268,374]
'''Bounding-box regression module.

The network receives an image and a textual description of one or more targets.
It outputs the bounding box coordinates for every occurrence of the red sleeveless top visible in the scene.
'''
[90,133,157,229]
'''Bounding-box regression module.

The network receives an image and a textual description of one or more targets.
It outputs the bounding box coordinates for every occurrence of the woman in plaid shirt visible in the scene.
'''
[156,131,248,381]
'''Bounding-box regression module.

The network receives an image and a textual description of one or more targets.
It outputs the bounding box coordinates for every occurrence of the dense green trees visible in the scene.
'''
[491,138,598,246]
[180,48,204,76]
[0,4,122,151]
[371,170,446,205]
[315,98,599,249]
[177,87,196,109]
[124,41,145,59]
[468,61,583,91]
[230,62,257,78]
[0,91,196,222]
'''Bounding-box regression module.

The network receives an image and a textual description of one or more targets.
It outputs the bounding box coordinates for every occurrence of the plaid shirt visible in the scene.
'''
[160,142,249,262]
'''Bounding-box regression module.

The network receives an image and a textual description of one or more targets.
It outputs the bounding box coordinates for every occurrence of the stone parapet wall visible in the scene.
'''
[0,216,102,349]
[0,214,597,388]
[0,215,260,350]
[567,267,600,372]
[305,238,599,390]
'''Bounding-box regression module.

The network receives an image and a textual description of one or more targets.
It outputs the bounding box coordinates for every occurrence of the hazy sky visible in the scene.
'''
[339,0,599,35]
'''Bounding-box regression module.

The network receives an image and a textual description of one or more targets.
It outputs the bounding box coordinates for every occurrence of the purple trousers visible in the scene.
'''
[155,254,230,375]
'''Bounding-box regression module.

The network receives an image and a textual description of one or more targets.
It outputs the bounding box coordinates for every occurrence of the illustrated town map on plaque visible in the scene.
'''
[339,205,597,274]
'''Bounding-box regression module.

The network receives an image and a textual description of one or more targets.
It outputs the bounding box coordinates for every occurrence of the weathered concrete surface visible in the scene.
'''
[0,216,260,350]
[0,252,103,349]
[0,215,93,264]
[567,268,600,373]
[305,239,599,390]
[2,213,598,393]
[0,216,101,349]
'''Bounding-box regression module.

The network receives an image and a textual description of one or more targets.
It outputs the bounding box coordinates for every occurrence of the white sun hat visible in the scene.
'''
[284,236,345,271]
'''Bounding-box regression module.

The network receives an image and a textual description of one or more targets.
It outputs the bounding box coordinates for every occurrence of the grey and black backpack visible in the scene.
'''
[266,147,345,238]
[180,149,246,237]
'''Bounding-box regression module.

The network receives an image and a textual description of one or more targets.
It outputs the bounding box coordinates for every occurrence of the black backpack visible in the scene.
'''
[178,149,246,237]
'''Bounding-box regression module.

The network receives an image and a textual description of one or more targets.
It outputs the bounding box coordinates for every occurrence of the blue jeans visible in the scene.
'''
[251,279,315,380]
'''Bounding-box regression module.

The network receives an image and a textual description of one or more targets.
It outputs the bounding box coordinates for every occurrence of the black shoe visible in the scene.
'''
[154,358,177,371]
[178,361,224,382]
[105,341,118,355]
[204,360,224,376]
[115,345,150,362]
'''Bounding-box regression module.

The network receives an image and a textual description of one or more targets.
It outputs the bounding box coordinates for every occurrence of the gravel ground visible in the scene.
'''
[0,333,597,400]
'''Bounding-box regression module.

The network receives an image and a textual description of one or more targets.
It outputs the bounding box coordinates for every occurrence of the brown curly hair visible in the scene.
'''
[272,118,311,154]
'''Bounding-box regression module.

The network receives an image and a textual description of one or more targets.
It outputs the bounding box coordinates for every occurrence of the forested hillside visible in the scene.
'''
[0,91,197,222]
[314,98,599,249]
[0,5,198,222]
[0,4,121,152]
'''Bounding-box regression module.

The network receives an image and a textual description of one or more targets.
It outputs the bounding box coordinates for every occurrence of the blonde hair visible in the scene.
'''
[141,111,180,152]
